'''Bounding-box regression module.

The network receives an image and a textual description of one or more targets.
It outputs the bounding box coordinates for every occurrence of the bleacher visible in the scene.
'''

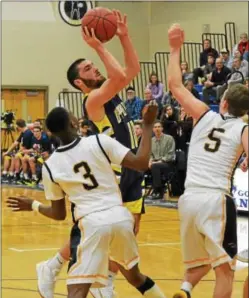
[58,22,237,117]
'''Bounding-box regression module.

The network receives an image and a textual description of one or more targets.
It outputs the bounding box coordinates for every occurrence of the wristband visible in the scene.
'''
[32,200,41,212]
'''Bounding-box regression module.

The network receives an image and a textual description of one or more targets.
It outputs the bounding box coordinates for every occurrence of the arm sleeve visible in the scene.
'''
[42,164,65,201]
[154,83,164,100]
[162,136,176,162]
[97,134,130,165]
[16,132,23,143]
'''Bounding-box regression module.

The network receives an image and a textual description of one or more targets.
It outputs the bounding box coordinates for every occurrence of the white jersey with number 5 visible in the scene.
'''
[42,134,130,221]
[185,110,247,194]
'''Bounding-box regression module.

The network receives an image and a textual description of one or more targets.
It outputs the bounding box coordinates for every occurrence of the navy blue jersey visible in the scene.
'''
[82,94,138,151]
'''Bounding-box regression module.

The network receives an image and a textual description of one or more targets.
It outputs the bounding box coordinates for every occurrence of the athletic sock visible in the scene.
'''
[107,270,117,287]
[24,173,29,180]
[9,172,14,177]
[137,277,166,298]
[2,171,7,175]
[181,281,193,296]
[47,253,66,273]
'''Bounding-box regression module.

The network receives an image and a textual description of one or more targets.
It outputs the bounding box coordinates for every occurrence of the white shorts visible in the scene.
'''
[67,206,139,287]
[178,190,237,270]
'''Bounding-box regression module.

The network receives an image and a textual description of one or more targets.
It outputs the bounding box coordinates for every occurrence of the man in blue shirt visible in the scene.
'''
[125,87,143,120]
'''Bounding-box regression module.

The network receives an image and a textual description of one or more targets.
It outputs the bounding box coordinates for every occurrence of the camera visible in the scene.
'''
[1,110,15,128]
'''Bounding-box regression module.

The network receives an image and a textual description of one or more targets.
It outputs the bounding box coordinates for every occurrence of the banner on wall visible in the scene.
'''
[233,168,248,213]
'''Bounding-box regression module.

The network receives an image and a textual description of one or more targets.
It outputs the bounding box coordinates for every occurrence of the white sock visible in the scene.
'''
[32,174,38,180]
[2,171,7,175]
[47,253,66,273]
[181,281,193,294]
[143,284,166,298]
[24,173,29,180]
[9,172,14,177]
[107,270,117,287]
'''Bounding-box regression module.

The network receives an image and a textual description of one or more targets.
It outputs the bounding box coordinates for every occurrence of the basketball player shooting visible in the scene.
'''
[167,24,249,298]
[7,102,167,298]
[16,10,147,298]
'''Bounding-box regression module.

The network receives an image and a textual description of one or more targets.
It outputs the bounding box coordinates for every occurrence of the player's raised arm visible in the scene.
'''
[113,10,140,84]
[167,24,209,121]
[81,27,128,120]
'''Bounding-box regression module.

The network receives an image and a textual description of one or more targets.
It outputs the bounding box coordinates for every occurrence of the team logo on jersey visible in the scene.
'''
[58,1,94,26]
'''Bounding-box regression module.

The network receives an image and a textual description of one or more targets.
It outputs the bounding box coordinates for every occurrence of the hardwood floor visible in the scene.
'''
[2,187,248,298]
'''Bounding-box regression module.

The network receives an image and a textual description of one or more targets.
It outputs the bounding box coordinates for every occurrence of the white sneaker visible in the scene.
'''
[36,261,57,298]
[89,286,117,298]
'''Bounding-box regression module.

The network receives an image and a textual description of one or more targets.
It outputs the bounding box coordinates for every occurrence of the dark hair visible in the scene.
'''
[204,39,211,45]
[45,107,70,134]
[149,72,160,86]
[81,119,90,127]
[225,84,249,117]
[126,86,135,92]
[67,58,86,90]
[153,120,162,126]
[207,53,214,58]
[33,126,42,131]
[16,119,26,128]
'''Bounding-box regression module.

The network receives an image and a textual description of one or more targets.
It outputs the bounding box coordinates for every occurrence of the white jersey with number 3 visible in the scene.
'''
[185,110,247,193]
[42,134,130,221]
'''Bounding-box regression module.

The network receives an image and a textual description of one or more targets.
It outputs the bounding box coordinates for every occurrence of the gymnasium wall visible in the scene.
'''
[149,1,249,58]
[2,1,150,110]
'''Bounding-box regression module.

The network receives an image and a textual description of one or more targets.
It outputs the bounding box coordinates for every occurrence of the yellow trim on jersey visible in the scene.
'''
[4,155,11,161]
[82,95,113,136]
[111,164,121,174]
[124,197,143,214]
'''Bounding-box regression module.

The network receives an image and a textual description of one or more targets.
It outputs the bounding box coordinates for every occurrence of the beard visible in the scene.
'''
[82,77,106,89]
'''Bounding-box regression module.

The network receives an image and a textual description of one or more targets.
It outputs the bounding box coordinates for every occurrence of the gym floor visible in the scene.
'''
[2,187,248,298]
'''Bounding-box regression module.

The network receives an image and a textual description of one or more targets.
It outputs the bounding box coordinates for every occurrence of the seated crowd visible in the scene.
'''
[1,117,92,187]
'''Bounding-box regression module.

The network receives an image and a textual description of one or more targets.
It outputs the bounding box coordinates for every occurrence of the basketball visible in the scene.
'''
[82,7,117,43]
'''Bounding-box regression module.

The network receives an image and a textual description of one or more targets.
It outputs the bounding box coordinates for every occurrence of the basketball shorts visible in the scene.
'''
[120,167,144,214]
[178,190,237,270]
[67,205,139,287]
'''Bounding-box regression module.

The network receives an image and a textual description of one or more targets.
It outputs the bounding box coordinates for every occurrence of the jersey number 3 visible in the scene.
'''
[74,161,99,190]
[204,128,225,153]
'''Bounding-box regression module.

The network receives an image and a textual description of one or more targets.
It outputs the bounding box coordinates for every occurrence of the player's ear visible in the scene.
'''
[74,79,84,90]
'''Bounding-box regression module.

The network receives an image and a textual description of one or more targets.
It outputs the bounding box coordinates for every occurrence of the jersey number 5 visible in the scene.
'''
[204,128,225,153]
[74,161,99,190]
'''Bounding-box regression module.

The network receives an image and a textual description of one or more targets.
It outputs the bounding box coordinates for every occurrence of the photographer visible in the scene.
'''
[2,119,33,183]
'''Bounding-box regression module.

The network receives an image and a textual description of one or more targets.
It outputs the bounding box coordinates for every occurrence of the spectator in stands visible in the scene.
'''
[80,119,92,137]
[125,86,143,121]
[146,72,164,103]
[220,48,233,69]
[200,39,219,66]
[148,121,175,200]
[162,90,180,110]
[181,61,193,81]
[143,88,162,118]
[184,79,200,99]
[134,121,143,144]
[202,58,231,104]
[2,119,33,183]
[233,32,249,61]
[234,50,249,71]
[228,57,249,86]
[193,54,216,84]
[21,126,51,185]
[160,104,179,139]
